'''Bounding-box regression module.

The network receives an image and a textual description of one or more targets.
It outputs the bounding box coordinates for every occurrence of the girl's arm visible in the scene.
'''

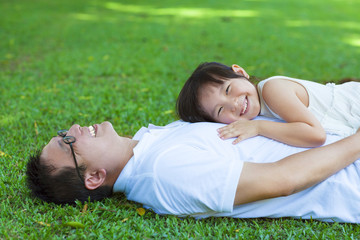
[234,129,360,205]
[258,78,326,147]
[218,78,325,147]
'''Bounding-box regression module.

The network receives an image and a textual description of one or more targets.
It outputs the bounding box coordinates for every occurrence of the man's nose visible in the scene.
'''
[68,124,80,135]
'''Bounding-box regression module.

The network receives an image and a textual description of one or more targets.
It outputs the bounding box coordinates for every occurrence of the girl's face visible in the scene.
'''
[199,77,260,124]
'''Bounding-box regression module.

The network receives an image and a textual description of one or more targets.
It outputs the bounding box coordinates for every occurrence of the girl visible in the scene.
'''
[176,62,360,147]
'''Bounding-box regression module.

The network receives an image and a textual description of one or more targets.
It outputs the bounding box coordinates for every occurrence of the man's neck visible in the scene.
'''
[107,138,139,186]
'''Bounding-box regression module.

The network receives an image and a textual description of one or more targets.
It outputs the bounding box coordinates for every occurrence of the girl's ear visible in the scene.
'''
[84,169,106,190]
[231,64,250,79]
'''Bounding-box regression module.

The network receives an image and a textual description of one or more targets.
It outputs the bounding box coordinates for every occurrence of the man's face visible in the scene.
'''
[41,121,121,176]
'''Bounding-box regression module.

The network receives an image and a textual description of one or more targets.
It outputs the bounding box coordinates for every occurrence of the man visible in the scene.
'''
[27,117,360,222]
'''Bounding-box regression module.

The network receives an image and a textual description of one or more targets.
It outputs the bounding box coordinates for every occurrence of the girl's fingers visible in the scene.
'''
[217,125,230,133]
[219,130,240,139]
[232,138,241,145]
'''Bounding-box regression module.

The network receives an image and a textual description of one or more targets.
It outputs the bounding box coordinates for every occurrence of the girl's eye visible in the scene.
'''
[218,106,223,116]
[225,85,230,95]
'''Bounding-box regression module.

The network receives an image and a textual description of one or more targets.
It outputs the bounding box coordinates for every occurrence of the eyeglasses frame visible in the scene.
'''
[57,130,84,183]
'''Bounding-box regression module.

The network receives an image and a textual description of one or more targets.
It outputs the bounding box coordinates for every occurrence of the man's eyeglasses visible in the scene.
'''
[57,130,84,183]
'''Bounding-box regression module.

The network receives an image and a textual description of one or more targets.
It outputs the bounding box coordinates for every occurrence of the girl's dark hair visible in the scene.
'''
[176,62,244,122]
[26,150,112,205]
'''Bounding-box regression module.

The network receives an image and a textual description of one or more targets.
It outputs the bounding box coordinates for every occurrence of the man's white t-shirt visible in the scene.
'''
[113,117,360,223]
[114,120,244,215]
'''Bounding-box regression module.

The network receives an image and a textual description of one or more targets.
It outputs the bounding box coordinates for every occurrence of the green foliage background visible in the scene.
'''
[1,0,360,238]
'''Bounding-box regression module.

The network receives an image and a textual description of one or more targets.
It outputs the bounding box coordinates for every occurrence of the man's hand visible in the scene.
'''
[217,119,259,144]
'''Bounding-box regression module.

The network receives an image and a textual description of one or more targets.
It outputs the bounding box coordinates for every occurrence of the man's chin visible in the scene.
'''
[103,121,114,129]
[100,121,118,135]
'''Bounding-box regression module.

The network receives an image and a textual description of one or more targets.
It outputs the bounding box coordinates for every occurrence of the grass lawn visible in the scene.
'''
[1,0,360,238]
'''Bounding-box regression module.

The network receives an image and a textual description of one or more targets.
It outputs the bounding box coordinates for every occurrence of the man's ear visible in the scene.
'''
[84,169,106,190]
[231,64,250,79]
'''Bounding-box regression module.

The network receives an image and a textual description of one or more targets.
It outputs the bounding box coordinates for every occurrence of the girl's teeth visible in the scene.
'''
[241,99,248,114]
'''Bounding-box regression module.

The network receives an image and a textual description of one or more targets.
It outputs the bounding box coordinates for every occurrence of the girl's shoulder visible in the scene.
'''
[258,76,295,89]
[260,76,304,83]
[259,76,321,89]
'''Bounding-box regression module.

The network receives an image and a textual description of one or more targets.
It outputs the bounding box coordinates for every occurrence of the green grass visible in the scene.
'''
[1,0,360,238]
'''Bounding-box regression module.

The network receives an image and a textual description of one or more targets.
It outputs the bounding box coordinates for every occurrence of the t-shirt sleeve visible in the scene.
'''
[149,145,243,216]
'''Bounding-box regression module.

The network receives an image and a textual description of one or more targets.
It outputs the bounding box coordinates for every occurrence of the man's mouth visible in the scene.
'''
[89,126,96,137]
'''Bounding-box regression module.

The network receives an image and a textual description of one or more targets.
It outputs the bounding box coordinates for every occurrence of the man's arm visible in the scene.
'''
[234,130,360,205]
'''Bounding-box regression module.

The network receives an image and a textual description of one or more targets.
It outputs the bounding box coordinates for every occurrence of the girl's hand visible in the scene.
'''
[217,119,259,144]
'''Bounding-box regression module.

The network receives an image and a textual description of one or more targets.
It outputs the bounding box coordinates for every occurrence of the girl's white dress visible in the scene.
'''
[257,76,360,137]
